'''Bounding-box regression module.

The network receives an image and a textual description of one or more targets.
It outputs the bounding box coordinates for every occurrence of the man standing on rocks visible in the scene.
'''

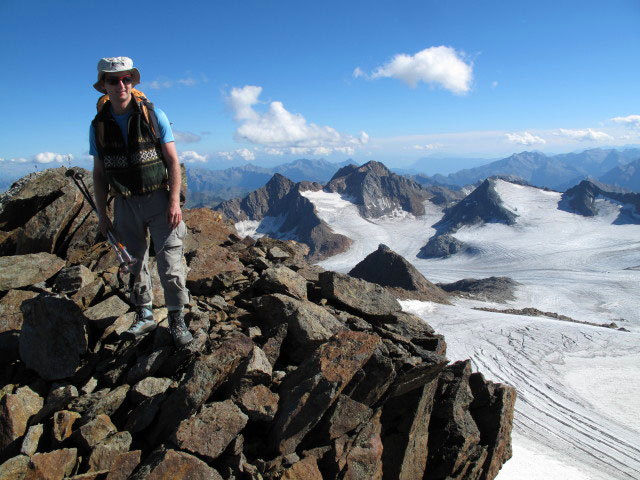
[89,56,192,346]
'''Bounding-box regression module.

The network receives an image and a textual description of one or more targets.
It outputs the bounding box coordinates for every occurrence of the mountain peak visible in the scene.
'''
[325,160,430,217]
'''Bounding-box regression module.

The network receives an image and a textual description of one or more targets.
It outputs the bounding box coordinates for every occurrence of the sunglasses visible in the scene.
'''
[104,74,133,86]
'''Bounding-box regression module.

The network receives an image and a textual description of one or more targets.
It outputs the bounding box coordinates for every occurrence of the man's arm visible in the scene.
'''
[92,155,112,237]
[161,141,182,229]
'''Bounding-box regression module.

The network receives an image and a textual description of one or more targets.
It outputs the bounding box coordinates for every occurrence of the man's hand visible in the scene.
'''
[167,198,182,229]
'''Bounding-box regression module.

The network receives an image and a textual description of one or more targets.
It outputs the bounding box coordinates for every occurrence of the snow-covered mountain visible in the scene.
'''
[229,170,640,479]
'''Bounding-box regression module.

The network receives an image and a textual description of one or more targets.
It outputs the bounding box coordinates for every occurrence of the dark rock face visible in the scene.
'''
[217,175,351,261]
[435,178,518,234]
[438,277,521,303]
[0,167,516,480]
[325,161,432,218]
[560,179,640,223]
[420,177,518,259]
[418,233,470,259]
[425,360,516,480]
[217,173,296,223]
[349,244,450,304]
[19,294,88,381]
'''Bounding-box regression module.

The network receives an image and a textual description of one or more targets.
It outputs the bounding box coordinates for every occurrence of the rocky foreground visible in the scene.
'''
[0,168,516,479]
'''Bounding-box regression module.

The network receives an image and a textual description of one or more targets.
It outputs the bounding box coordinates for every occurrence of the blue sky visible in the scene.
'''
[1,0,639,176]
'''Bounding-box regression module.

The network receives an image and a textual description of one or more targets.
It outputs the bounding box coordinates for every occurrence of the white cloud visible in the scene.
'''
[145,74,205,90]
[491,80,499,89]
[505,132,546,146]
[236,148,255,161]
[177,77,196,87]
[554,128,613,142]
[34,152,73,164]
[178,151,208,163]
[609,114,640,129]
[359,46,473,94]
[409,143,444,151]
[174,131,202,143]
[217,148,256,162]
[0,157,29,163]
[148,78,174,89]
[227,85,368,156]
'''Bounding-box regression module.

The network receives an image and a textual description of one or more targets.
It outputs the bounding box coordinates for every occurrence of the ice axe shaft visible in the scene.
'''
[65,168,137,273]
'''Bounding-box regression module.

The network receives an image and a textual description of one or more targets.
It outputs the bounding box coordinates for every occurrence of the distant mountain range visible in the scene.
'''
[185,158,355,208]
[423,148,640,191]
[216,161,464,259]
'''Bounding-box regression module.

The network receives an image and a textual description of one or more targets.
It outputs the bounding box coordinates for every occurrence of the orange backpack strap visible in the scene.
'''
[140,99,161,142]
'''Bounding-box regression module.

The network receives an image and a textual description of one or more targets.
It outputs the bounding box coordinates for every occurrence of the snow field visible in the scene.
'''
[303,182,640,480]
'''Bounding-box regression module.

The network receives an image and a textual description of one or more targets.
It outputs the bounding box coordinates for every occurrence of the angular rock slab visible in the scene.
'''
[131,448,222,480]
[0,455,30,480]
[271,330,381,455]
[0,253,65,291]
[0,387,44,450]
[26,448,78,480]
[253,294,345,363]
[0,290,39,333]
[172,400,248,461]
[84,295,130,330]
[318,271,401,320]
[257,266,308,300]
[19,294,88,381]
[152,333,254,441]
[424,360,517,480]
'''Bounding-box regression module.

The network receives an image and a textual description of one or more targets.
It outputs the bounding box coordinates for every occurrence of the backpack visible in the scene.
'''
[95,90,187,205]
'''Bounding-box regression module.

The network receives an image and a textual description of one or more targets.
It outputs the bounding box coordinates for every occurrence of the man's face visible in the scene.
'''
[102,72,133,102]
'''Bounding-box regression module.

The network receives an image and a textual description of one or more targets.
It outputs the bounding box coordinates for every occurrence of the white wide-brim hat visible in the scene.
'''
[93,56,141,94]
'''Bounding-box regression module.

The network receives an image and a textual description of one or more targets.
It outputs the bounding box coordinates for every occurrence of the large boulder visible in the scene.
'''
[186,245,244,296]
[318,271,401,320]
[349,244,450,303]
[19,294,88,381]
[130,448,223,480]
[253,294,345,363]
[0,253,65,291]
[0,386,44,451]
[172,400,248,461]
[183,208,237,255]
[152,333,254,441]
[270,330,381,455]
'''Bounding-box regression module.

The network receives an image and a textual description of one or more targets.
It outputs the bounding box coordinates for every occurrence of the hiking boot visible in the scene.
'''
[168,310,193,347]
[122,307,156,339]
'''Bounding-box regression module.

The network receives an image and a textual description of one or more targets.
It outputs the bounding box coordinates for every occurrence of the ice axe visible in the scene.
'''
[65,168,137,275]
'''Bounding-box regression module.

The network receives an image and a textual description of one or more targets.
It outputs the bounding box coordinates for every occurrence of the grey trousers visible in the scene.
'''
[113,190,189,308]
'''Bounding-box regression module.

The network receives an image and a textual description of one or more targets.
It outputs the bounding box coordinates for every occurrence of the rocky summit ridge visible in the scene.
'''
[0,167,515,480]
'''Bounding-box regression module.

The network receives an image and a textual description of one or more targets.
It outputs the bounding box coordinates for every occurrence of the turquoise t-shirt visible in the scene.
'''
[89,106,174,157]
